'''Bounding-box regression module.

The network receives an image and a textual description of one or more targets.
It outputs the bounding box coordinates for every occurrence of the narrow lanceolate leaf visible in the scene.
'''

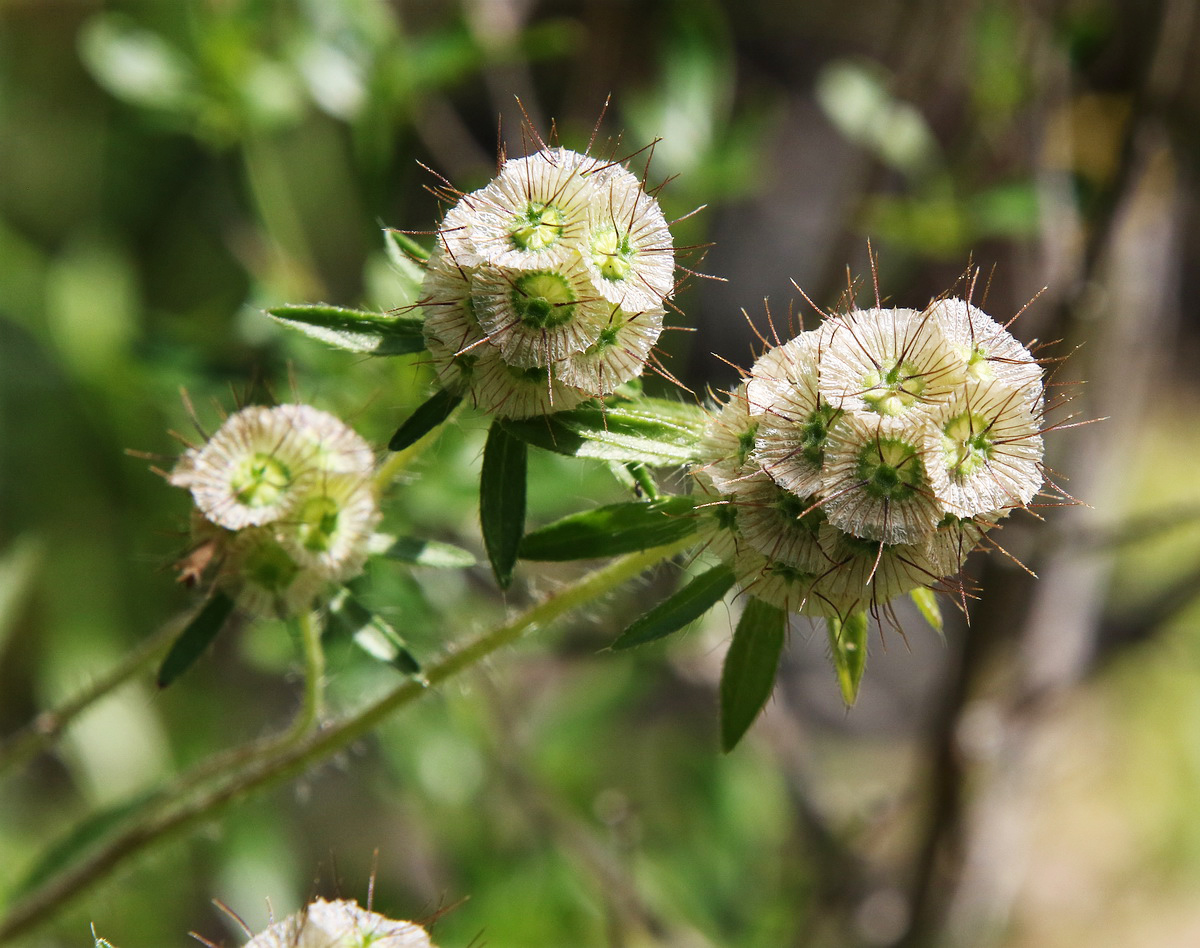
[826,610,870,707]
[389,389,462,452]
[910,586,943,639]
[327,589,421,676]
[612,563,736,650]
[519,496,697,562]
[157,591,236,688]
[383,535,476,569]
[501,396,709,467]
[268,304,427,356]
[720,598,788,753]
[481,421,527,589]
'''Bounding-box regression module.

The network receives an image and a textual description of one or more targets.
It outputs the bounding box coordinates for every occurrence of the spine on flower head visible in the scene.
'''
[244,897,437,947]
[420,146,675,419]
[169,404,381,618]
[692,298,1046,620]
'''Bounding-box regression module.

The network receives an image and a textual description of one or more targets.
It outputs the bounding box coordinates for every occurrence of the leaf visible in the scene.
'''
[383,228,431,263]
[501,396,708,467]
[388,389,462,452]
[11,788,159,899]
[157,592,236,688]
[267,304,427,356]
[719,598,787,752]
[383,536,476,569]
[612,563,735,650]
[480,421,527,589]
[826,610,870,707]
[327,589,421,676]
[519,496,698,562]
[910,586,943,639]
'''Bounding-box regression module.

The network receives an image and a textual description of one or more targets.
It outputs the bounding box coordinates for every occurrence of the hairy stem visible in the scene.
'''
[0,539,690,943]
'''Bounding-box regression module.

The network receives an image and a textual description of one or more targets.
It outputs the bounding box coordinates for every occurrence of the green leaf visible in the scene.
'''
[612,563,735,650]
[267,304,427,356]
[481,421,527,589]
[327,589,421,676]
[826,610,870,706]
[720,598,788,752]
[501,396,708,466]
[383,535,476,569]
[388,389,462,452]
[11,789,159,899]
[157,592,236,688]
[383,228,431,263]
[519,496,698,562]
[910,586,944,639]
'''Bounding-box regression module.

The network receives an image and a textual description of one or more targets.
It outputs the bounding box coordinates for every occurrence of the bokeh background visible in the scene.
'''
[3,0,1200,945]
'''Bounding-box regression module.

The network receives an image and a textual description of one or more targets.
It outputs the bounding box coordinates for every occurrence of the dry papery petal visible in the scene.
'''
[819,307,964,419]
[583,163,675,311]
[466,342,589,419]
[808,523,939,618]
[275,473,381,580]
[926,297,1043,401]
[746,332,838,499]
[171,405,374,532]
[219,527,329,619]
[471,252,613,368]
[691,469,744,563]
[731,473,828,574]
[925,378,1044,519]
[467,148,603,269]
[822,412,944,545]
[556,304,664,394]
[696,384,761,493]
[245,897,436,948]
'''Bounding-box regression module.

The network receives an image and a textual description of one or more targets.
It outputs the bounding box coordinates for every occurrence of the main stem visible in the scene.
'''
[0,539,691,943]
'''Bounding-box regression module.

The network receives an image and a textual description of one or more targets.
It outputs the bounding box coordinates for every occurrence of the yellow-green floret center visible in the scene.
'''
[774,488,824,538]
[862,358,926,415]
[801,404,841,467]
[231,453,292,508]
[243,538,299,592]
[590,225,634,281]
[512,271,577,329]
[941,412,993,481]
[509,201,566,252]
[295,494,341,553]
[856,437,925,500]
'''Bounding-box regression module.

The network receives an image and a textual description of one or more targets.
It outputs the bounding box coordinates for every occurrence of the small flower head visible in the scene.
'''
[171,404,380,618]
[245,897,436,948]
[417,142,677,417]
[691,285,1052,634]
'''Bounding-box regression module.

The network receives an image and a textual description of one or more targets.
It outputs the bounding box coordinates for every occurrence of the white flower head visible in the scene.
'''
[246,897,436,948]
[733,551,822,616]
[732,474,827,574]
[925,379,1044,518]
[467,148,603,269]
[808,523,937,618]
[471,251,613,368]
[927,297,1042,398]
[821,411,944,545]
[819,307,963,419]
[696,384,760,493]
[557,304,664,394]
[746,331,840,499]
[219,528,328,619]
[583,163,675,311]
[170,405,373,531]
[466,342,589,419]
[275,472,381,581]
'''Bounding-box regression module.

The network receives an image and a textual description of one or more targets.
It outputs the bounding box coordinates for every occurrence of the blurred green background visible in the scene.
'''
[2,0,1200,945]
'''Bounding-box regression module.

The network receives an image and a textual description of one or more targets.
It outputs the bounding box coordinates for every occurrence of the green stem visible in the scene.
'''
[0,539,691,943]
[0,621,178,778]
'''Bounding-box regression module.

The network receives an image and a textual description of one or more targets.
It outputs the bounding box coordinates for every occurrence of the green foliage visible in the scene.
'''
[157,593,236,689]
[612,563,736,649]
[388,389,462,451]
[825,610,869,707]
[267,304,427,356]
[501,396,708,466]
[480,422,528,589]
[519,496,698,561]
[719,598,787,752]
